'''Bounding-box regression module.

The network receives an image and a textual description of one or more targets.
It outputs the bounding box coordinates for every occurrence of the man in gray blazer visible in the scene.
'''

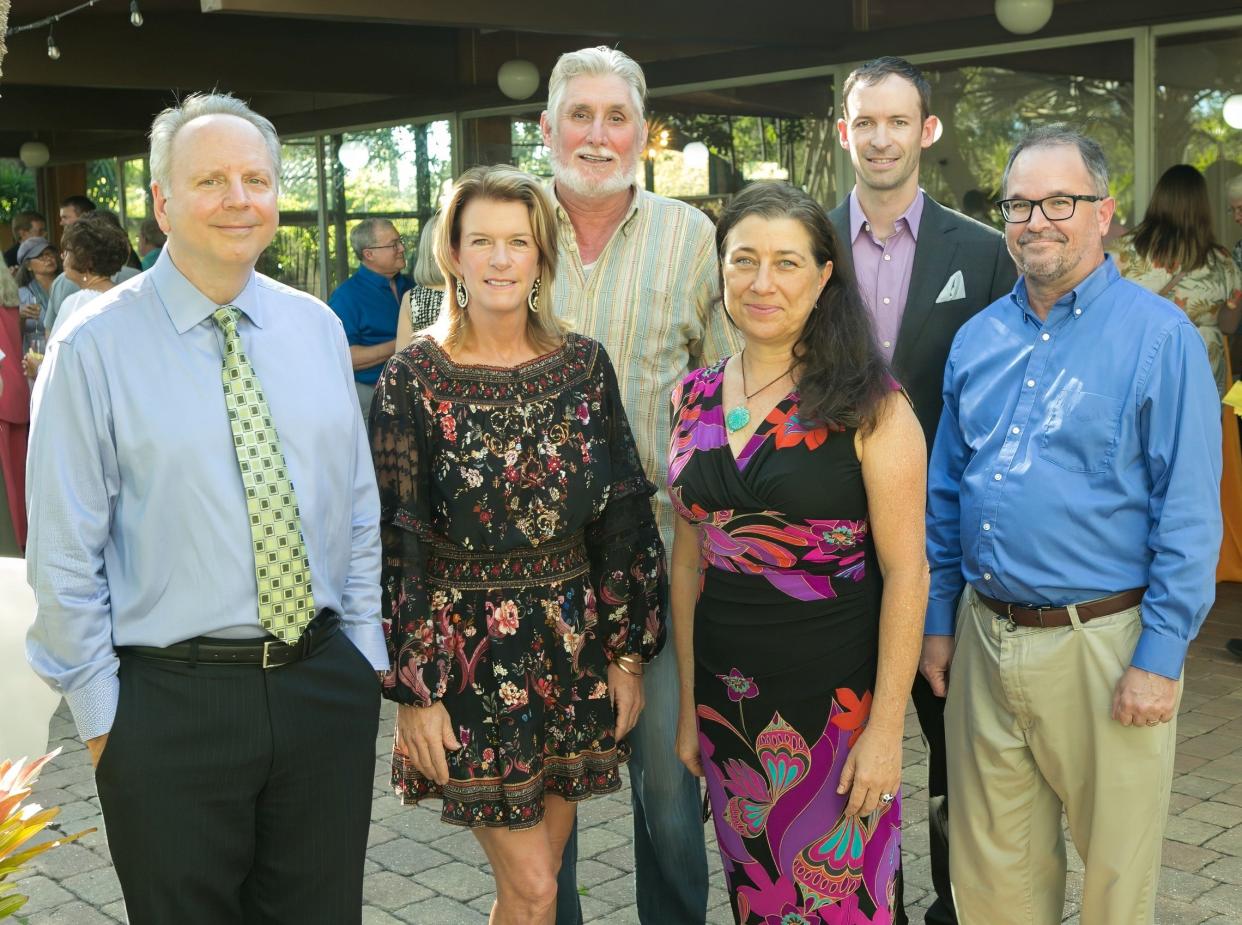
[830,56,1016,924]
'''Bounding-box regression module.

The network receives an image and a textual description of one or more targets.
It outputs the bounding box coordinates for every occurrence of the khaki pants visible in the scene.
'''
[945,587,1179,925]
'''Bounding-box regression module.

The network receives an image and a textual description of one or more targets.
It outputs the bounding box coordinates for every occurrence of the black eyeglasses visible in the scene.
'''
[368,235,406,251]
[995,195,1103,223]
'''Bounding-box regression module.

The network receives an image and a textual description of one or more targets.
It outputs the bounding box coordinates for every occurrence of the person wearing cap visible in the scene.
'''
[15,236,58,335]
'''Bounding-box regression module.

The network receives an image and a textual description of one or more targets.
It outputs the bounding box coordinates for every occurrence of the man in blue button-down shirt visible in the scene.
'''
[328,218,413,415]
[923,126,1221,925]
[26,93,386,925]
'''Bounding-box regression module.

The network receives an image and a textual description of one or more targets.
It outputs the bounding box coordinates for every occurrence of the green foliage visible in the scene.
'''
[0,751,95,919]
[85,160,121,214]
[0,161,37,225]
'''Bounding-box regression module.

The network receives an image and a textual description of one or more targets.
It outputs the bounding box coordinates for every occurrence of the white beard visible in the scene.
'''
[550,143,637,199]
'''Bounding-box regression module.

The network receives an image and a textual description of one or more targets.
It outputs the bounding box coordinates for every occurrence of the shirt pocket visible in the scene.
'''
[1038,389,1123,474]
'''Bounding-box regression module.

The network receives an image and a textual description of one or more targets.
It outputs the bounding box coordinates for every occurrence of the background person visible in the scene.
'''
[15,236,58,334]
[670,181,927,924]
[50,211,133,338]
[394,211,445,346]
[370,165,665,925]
[4,211,48,270]
[329,217,413,414]
[45,208,140,333]
[138,215,167,270]
[0,269,27,555]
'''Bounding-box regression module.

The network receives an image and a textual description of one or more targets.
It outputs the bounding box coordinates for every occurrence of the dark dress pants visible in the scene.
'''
[894,672,956,925]
[95,630,381,925]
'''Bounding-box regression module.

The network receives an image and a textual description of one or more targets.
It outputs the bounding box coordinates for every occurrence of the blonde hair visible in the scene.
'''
[432,165,565,353]
[413,212,445,289]
[546,46,647,122]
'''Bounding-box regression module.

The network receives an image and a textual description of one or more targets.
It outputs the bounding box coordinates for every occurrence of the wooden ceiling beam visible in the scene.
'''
[200,0,852,46]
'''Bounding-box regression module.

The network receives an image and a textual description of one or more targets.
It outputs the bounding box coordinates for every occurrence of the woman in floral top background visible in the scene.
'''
[368,165,665,924]
[1111,162,1242,583]
[1111,164,1241,397]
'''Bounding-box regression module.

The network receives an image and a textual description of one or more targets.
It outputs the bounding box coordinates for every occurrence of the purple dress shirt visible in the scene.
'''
[849,189,925,363]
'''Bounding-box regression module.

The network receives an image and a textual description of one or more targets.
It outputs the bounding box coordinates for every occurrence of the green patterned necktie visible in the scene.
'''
[213,305,315,644]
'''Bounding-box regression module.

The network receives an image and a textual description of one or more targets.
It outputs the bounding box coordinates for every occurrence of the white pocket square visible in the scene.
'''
[935,270,966,303]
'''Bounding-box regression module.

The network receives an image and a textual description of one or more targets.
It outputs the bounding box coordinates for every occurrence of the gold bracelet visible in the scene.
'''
[613,659,643,677]
[616,654,645,666]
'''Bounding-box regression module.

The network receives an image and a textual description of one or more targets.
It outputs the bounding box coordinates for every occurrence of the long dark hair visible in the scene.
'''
[1130,164,1222,272]
[716,181,891,432]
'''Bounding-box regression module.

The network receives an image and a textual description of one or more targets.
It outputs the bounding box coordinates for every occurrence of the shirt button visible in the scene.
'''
[883,340,891,348]
[882,297,891,304]
[1026,379,1036,388]
[983,572,992,581]
[1074,308,1082,316]
[1011,426,1020,435]
[1041,333,1050,341]
[983,522,991,531]
[993,473,1002,481]
[883,254,892,261]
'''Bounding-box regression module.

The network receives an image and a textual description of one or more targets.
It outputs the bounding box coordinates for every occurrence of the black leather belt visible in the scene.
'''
[118,612,339,669]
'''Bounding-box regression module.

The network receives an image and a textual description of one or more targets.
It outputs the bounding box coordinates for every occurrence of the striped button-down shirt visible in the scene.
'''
[547,185,737,547]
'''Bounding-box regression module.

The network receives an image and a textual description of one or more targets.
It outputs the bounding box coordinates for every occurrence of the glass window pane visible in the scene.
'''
[1156,28,1242,249]
[919,42,1135,232]
[0,159,39,229]
[86,159,122,215]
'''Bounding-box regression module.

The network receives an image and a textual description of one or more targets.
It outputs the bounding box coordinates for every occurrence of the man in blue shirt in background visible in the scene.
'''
[328,217,412,414]
[923,125,1221,925]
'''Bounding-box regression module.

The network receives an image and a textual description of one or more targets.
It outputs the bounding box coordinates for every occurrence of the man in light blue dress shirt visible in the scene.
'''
[923,126,1222,925]
[25,93,387,925]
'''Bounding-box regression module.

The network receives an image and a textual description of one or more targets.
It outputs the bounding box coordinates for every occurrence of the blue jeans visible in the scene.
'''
[555,648,708,925]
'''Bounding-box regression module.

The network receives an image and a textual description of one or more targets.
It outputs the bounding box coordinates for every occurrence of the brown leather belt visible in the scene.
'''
[976,588,1146,628]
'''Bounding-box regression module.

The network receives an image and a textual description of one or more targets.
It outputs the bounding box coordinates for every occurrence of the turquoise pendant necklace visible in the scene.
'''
[725,350,794,433]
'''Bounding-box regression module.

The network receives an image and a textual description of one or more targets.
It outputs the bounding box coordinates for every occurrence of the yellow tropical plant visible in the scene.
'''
[0,750,96,918]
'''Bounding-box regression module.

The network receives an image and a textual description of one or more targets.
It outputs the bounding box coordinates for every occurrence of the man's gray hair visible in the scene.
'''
[1001,124,1110,198]
[546,46,647,123]
[149,92,281,192]
[350,217,394,261]
[1227,173,1242,201]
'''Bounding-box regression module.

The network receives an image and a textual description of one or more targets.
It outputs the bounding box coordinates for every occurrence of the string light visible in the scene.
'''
[5,1,147,61]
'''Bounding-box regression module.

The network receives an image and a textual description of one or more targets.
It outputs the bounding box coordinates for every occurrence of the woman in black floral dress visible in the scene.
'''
[369,165,665,924]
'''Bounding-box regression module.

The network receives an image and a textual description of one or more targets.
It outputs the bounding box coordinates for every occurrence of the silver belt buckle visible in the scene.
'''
[262,639,278,669]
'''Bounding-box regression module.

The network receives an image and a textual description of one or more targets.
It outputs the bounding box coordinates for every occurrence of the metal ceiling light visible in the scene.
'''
[19,142,50,169]
[994,0,1053,34]
[498,60,540,101]
[129,1,144,27]
[1224,94,1242,130]
[46,27,61,60]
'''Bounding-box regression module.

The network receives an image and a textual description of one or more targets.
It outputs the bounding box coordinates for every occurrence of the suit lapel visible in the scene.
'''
[892,197,960,375]
[828,199,854,279]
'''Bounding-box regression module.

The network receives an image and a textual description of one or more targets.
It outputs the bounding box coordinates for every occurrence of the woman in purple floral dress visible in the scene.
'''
[369,166,664,923]
[669,182,928,925]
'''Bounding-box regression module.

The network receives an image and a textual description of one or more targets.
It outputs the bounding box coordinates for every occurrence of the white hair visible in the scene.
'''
[1228,173,1242,201]
[546,46,647,123]
[149,92,281,192]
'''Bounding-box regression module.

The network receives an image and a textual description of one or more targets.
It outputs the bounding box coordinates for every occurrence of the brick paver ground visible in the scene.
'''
[12,583,1242,924]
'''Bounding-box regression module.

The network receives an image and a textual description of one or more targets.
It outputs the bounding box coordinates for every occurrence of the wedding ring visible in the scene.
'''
[879,792,895,803]
[1146,720,1159,726]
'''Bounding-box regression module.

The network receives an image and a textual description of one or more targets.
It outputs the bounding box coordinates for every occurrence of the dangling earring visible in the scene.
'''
[527,275,541,314]
[455,278,469,309]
